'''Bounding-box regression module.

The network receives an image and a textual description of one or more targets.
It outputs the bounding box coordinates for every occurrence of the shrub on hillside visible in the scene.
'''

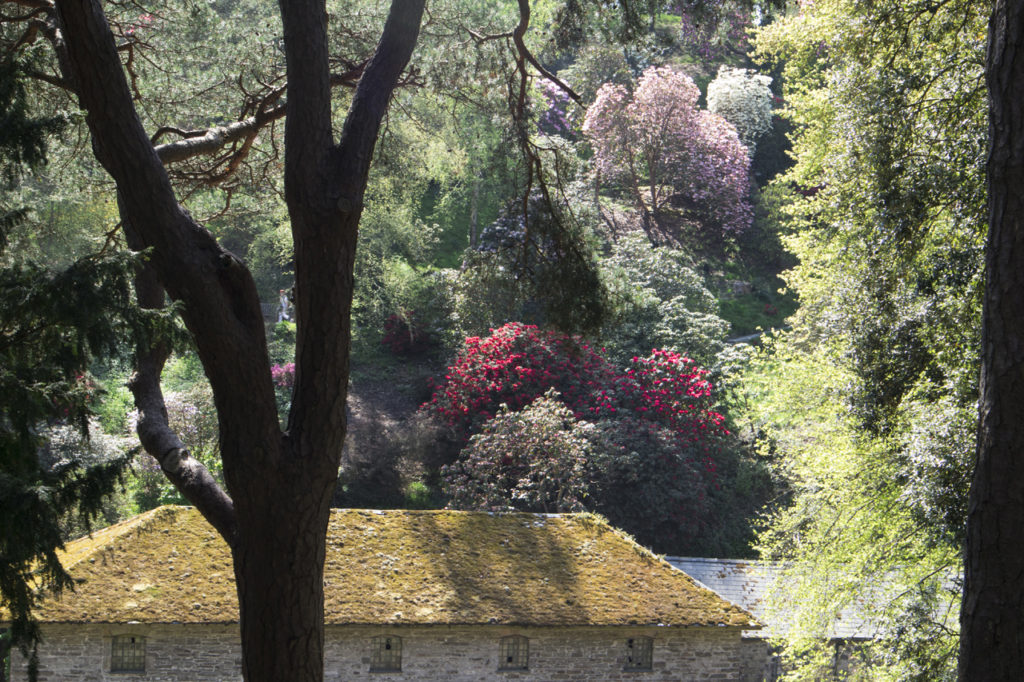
[440,385,722,552]
[422,322,725,443]
[421,322,618,441]
[442,390,593,513]
[600,232,729,366]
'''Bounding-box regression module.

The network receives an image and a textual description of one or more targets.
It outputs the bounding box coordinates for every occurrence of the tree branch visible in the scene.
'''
[54,0,283,520]
[334,0,427,185]
[128,347,238,542]
[510,0,580,105]
[283,0,425,452]
[122,216,237,544]
[154,108,282,164]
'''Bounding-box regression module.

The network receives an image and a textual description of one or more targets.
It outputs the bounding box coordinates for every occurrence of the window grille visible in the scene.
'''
[370,635,402,672]
[624,636,653,671]
[498,635,529,671]
[111,635,146,673]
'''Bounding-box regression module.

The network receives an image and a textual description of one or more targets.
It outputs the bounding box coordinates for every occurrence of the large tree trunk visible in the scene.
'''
[959,0,1024,678]
[52,0,424,679]
[232,479,337,680]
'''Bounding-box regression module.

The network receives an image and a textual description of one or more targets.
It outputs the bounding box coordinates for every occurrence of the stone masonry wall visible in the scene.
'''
[10,624,242,682]
[12,623,766,681]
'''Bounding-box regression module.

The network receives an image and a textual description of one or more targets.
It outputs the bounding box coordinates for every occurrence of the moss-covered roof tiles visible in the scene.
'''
[30,506,758,628]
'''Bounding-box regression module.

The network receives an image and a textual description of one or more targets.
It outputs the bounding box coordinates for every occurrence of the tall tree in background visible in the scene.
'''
[960,0,1024,677]
[751,0,985,674]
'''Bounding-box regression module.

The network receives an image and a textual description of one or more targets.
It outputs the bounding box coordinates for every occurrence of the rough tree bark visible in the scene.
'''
[49,0,424,679]
[959,0,1024,678]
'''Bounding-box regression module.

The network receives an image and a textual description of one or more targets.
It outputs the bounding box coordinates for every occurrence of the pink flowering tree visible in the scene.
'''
[583,65,753,241]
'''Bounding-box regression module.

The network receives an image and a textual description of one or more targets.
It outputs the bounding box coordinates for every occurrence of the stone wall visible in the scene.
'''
[12,623,767,681]
[10,624,242,682]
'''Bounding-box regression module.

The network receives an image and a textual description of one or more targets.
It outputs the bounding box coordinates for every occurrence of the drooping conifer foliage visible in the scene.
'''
[0,54,182,671]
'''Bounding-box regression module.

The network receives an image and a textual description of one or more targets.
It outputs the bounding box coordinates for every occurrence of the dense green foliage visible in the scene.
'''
[599,232,729,366]
[742,0,988,676]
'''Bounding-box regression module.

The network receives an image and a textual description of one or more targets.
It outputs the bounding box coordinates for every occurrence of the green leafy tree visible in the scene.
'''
[600,231,729,366]
[747,0,988,675]
[743,343,962,680]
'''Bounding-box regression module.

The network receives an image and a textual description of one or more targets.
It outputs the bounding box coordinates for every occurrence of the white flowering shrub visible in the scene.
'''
[706,66,774,152]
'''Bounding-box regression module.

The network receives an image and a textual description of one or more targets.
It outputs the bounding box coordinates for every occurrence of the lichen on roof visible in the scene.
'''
[29,506,758,628]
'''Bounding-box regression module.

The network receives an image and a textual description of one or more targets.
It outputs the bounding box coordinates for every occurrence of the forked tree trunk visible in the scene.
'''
[959,0,1024,677]
[52,0,424,679]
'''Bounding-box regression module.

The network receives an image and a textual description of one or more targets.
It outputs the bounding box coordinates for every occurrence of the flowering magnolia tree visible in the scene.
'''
[583,65,753,240]
[707,66,774,153]
[431,324,728,552]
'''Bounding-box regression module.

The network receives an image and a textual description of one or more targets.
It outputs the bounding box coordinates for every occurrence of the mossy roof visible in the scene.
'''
[29,506,758,628]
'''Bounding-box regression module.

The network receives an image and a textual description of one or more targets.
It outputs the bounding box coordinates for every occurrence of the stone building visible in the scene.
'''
[6,507,764,681]
[666,557,877,681]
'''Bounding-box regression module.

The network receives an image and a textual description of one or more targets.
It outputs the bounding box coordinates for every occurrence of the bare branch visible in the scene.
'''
[467,27,514,43]
[152,60,373,169]
[129,349,238,543]
[24,67,68,89]
[0,6,47,23]
[154,107,283,164]
[1,0,51,11]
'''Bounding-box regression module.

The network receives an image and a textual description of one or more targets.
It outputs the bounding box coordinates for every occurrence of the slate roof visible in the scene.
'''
[30,506,758,629]
[665,557,871,640]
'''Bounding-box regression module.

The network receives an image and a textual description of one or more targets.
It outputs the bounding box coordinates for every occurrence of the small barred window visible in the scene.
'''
[111,635,146,673]
[624,636,653,671]
[370,635,402,672]
[498,635,529,671]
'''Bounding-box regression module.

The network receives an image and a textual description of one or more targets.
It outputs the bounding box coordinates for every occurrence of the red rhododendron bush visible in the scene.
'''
[423,322,728,552]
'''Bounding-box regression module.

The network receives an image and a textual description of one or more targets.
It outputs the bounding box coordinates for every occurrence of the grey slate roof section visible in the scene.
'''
[665,557,874,641]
